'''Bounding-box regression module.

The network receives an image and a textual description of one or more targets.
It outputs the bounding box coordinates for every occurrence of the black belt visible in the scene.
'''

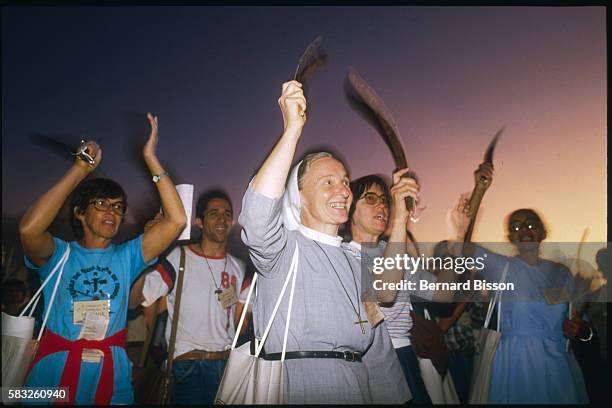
[262,350,362,363]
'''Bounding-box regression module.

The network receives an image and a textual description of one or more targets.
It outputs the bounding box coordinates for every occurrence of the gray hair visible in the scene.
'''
[296,152,336,190]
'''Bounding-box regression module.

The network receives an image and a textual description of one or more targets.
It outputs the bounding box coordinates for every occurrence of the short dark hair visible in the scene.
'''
[195,190,233,220]
[341,174,390,242]
[70,178,127,239]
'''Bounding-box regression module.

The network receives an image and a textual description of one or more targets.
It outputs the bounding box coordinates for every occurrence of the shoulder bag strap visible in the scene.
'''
[19,245,70,340]
[231,273,257,350]
[483,261,509,330]
[20,244,71,319]
[138,298,161,368]
[37,245,71,341]
[229,244,300,360]
[565,301,573,352]
[254,244,299,358]
[165,246,186,377]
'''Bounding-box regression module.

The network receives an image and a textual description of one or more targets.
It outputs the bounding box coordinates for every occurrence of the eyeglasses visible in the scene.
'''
[89,199,126,216]
[361,192,388,206]
[509,220,541,232]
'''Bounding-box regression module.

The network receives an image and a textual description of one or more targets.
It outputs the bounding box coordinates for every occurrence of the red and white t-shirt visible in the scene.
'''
[142,245,248,358]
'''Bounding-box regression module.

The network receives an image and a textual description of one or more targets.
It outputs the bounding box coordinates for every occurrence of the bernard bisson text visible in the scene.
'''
[372,279,514,292]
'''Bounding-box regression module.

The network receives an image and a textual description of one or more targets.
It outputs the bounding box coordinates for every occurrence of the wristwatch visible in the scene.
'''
[152,171,169,183]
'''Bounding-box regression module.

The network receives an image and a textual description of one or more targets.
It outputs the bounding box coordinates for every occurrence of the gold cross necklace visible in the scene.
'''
[314,242,367,334]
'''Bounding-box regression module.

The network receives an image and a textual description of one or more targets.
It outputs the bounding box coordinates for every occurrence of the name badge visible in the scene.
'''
[218,288,238,309]
[73,299,110,325]
[78,312,109,363]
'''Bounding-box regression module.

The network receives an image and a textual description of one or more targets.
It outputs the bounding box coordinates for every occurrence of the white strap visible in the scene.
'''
[483,289,499,329]
[496,289,502,332]
[38,245,70,341]
[281,246,299,361]
[565,301,573,352]
[423,308,431,321]
[484,261,509,330]
[255,245,299,358]
[230,244,300,362]
[232,271,257,349]
[20,244,71,318]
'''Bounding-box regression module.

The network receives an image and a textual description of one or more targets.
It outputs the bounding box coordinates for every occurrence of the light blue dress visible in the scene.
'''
[24,236,154,404]
[476,247,589,404]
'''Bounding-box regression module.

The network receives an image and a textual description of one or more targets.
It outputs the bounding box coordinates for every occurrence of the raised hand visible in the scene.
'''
[474,162,494,190]
[446,192,471,240]
[74,140,102,174]
[389,168,419,224]
[278,81,307,132]
[143,112,159,160]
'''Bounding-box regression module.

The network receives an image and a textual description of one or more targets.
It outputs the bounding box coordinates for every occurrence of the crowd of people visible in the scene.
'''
[1,80,607,405]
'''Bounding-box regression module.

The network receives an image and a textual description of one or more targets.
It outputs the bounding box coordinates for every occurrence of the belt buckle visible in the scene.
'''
[343,351,356,362]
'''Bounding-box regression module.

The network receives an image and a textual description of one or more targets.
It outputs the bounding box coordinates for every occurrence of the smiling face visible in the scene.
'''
[197,198,233,244]
[74,197,125,243]
[507,209,547,251]
[351,183,389,242]
[299,157,353,235]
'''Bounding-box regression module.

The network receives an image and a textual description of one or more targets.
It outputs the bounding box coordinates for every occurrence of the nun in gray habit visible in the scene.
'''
[239,157,411,404]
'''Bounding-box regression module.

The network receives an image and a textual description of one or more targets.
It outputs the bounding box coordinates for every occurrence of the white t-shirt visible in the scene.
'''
[142,244,248,359]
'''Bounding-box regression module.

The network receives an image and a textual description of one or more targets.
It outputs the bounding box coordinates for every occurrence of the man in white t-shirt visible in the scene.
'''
[140,190,249,405]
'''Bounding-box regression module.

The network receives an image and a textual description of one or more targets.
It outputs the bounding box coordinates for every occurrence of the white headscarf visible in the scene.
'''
[281,161,302,231]
[281,160,343,247]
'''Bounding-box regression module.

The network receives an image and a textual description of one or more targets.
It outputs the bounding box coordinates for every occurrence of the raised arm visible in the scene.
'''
[377,168,419,302]
[141,113,187,263]
[252,81,307,198]
[20,142,101,267]
[460,163,494,258]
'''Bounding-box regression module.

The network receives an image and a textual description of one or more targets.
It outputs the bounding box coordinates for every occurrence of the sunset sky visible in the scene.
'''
[2,6,606,265]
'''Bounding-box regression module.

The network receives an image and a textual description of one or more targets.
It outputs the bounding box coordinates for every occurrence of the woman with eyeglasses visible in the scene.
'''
[19,113,186,405]
[456,163,589,404]
[341,172,437,404]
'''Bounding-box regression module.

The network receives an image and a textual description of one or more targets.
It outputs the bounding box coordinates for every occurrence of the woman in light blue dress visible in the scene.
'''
[461,164,589,404]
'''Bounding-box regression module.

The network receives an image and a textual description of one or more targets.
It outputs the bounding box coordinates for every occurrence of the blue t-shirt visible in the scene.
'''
[24,235,155,404]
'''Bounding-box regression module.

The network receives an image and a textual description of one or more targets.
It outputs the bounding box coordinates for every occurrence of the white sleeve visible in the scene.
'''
[141,270,170,307]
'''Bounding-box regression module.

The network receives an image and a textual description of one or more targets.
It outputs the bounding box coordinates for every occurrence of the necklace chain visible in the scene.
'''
[201,248,227,291]
[313,242,362,321]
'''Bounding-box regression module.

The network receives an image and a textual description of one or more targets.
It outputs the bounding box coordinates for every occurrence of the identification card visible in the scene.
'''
[365,301,385,328]
[81,349,104,363]
[218,287,238,309]
[73,299,110,325]
[77,312,109,363]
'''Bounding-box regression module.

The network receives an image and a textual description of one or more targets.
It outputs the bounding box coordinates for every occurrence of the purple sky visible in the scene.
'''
[2,6,606,255]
